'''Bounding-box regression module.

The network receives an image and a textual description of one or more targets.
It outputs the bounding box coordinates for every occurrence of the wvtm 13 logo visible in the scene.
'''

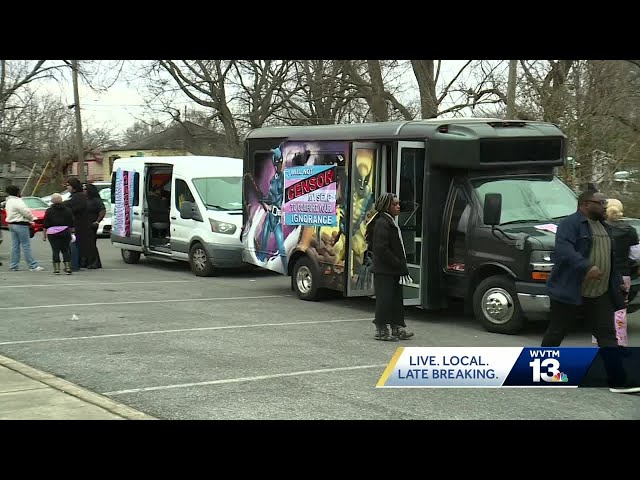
[529,350,568,383]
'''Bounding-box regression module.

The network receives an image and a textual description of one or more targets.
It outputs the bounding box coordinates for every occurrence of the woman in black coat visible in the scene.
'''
[84,182,106,269]
[365,192,415,341]
[63,177,90,270]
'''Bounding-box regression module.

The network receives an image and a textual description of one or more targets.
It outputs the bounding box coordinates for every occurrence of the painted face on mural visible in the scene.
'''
[272,147,284,174]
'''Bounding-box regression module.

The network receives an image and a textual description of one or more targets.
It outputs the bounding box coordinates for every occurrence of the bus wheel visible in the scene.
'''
[292,256,319,301]
[121,249,141,264]
[472,275,525,334]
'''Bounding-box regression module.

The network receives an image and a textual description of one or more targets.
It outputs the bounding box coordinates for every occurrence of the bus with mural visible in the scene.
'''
[241,118,575,334]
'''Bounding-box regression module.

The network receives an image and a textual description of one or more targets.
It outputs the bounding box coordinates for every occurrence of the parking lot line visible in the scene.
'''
[102,363,388,396]
[0,294,291,311]
[0,317,374,346]
[0,280,195,289]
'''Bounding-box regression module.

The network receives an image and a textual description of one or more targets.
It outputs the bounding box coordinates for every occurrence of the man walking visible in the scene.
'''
[4,185,44,272]
[544,189,638,393]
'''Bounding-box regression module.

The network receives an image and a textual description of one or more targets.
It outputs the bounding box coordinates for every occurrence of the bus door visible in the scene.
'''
[347,142,380,297]
[396,142,425,306]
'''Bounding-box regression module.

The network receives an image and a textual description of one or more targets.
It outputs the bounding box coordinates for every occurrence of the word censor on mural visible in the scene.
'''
[283,165,337,227]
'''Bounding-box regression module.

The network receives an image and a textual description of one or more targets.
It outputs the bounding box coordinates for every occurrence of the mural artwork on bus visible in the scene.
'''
[242,141,349,290]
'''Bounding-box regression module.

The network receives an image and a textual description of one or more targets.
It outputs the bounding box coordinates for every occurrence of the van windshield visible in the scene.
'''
[192,176,242,211]
[472,176,577,225]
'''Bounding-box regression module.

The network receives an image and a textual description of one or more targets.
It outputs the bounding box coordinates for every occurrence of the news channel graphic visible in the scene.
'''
[376,347,611,388]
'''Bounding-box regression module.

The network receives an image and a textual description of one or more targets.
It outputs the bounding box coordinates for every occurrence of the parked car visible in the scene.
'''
[42,181,111,206]
[0,196,49,235]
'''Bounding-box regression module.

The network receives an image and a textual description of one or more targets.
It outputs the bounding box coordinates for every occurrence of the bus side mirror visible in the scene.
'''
[483,193,502,226]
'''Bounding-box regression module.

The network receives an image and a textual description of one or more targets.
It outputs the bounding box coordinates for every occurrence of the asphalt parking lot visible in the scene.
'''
[1,236,639,419]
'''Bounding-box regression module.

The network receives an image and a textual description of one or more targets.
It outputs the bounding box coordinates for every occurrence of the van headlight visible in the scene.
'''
[530,250,553,280]
[209,218,236,235]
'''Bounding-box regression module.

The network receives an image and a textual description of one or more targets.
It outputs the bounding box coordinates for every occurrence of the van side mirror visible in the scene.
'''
[483,193,502,226]
[180,201,194,220]
[179,201,202,221]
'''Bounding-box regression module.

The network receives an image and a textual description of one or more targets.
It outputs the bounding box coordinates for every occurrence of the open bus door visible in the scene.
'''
[396,141,425,306]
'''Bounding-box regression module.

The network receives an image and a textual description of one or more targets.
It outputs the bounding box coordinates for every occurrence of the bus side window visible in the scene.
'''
[447,189,469,271]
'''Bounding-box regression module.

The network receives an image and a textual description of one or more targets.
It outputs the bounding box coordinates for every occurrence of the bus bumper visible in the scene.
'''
[515,281,550,314]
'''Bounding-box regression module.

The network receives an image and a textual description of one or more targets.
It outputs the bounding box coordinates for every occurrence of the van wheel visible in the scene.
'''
[121,249,141,264]
[472,275,525,334]
[292,256,319,301]
[189,242,214,277]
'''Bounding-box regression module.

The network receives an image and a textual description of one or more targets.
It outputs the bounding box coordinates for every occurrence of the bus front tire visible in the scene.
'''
[292,256,320,301]
[472,275,525,335]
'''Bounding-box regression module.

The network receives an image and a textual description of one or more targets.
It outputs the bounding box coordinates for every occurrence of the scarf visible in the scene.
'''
[384,213,413,285]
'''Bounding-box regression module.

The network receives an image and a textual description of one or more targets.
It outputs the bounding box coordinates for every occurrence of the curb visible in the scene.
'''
[0,354,156,420]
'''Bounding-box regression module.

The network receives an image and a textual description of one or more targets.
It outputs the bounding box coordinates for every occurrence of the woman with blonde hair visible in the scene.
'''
[592,198,638,346]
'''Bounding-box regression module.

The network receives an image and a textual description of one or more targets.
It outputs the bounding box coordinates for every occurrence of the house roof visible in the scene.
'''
[109,121,230,155]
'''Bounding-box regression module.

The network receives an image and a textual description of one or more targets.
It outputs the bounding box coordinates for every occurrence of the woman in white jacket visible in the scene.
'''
[4,185,44,271]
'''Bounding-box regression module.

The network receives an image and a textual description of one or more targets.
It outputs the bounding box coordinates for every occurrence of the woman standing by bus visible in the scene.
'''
[366,192,415,341]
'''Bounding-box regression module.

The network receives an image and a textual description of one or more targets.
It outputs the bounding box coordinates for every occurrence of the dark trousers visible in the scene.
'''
[48,230,71,263]
[70,240,80,270]
[373,274,405,329]
[85,224,102,268]
[542,294,618,347]
[542,293,627,388]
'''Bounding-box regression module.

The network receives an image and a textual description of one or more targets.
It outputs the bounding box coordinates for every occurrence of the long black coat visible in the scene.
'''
[370,213,409,276]
[63,192,90,260]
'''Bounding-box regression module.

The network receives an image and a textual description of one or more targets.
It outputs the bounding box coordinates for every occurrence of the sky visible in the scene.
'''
[34,60,489,139]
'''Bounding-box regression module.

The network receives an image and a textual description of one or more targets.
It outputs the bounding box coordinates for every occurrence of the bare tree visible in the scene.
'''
[273,60,364,125]
[122,118,167,144]
[145,60,240,155]
[229,60,301,132]
[341,60,414,122]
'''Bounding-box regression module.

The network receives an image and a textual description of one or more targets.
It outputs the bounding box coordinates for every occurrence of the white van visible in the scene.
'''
[110,155,246,276]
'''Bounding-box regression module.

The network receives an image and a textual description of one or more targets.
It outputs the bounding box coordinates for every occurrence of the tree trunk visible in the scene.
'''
[411,60,437,118]
[366,60,389,122]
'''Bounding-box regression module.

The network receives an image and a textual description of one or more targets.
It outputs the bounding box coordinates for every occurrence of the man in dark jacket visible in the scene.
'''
[544,189,639,393]
[367,193,414,341]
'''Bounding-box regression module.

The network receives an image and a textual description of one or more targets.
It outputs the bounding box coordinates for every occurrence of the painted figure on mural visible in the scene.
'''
[350,149,376,289]
[242,144,287,271]
[242,142,347,283]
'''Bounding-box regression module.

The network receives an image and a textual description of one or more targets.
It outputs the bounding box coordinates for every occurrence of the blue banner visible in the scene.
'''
[376,347,640,388]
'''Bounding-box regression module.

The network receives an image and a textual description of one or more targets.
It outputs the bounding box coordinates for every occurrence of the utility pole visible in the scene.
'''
[506,60,517,119]
[71,60,85,182]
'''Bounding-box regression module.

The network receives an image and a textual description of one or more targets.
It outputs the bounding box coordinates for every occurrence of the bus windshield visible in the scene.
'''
[472,176,577,225]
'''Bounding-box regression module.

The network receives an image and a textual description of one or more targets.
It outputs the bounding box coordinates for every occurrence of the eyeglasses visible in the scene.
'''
[587,200,607,206]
